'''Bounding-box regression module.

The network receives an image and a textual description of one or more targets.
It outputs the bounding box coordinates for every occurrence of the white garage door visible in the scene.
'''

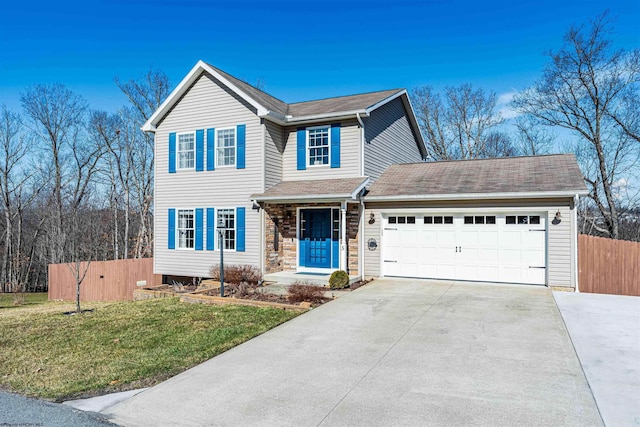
[382,213,546,285]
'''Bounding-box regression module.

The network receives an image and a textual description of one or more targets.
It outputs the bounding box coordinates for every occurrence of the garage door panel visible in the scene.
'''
[479,231,499,246]
[501,249,523,264]
[458,230,479,245]
[435,231,455,246]
[399,229,417,244]
[478,248,499,264]
[501,231,522,246]
[382,214,546,285]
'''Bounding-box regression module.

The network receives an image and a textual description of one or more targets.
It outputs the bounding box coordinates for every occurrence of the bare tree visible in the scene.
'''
[115,69,171,257]
[0,105,31,292]
[411,84,512,160]
[513,115,555,156]
[512,13,640,239]
[20,84,88,263]
[91,111,131,259]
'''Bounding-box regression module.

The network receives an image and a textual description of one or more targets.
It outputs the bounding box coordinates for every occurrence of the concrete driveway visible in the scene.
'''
[554,291,640,426]
[104,279,601,426]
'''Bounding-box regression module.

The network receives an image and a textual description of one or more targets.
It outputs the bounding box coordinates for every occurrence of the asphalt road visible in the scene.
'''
[0,391,114,427]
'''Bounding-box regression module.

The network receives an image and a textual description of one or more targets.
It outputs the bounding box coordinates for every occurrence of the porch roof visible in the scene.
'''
[251,177,369,203]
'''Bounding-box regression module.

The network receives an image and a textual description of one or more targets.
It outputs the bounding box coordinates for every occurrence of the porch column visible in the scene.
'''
[341,201,347,271]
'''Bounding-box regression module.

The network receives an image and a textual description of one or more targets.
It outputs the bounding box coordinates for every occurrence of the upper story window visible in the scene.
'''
[177,133,195,169]
[177,209,195,249]
[308,126,330,166]
[217,208,236,250]
[216,128,236,167]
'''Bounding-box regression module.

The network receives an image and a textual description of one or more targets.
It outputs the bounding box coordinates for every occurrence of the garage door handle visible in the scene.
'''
[529,229,546,231]
[384,228,397,231]
[383,260,397,263]
[529,266,546,269]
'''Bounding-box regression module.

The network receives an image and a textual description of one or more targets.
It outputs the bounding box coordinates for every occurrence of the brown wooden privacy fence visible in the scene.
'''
[48,258,161,301]
[579,234,640,296]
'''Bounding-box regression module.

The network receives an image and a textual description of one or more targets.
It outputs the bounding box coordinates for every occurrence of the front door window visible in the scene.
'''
[300,209,333,268]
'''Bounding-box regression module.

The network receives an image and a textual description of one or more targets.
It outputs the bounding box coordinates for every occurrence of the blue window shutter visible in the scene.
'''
[206,128,215,171]
[331,123,341,168]
[206,208,215,250]
[169,133,176,173]
[195,130,204,171]
[237,124,246,169]
[195,208,203,250]
[297,127,306,170]
[168,209,176,249]
[236,207,245,252]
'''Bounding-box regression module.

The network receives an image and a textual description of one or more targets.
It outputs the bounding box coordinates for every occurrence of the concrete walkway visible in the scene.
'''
[554,291,640,427]
[104,279,601,426]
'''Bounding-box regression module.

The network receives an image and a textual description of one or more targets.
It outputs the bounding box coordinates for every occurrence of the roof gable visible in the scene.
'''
[366,154,588,200]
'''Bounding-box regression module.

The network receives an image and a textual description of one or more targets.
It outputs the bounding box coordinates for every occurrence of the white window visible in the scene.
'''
[217,208,236,250]
[308,127,329,166]
[216,128,236,167]
[177,209,195,249]
[177,132,195,169]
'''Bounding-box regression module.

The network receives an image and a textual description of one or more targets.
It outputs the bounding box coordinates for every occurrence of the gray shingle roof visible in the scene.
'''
[286,89,402,117]
[207,63,289,115]
[252,177,369,201]
[366,154,587,199]
[206,62,402,119]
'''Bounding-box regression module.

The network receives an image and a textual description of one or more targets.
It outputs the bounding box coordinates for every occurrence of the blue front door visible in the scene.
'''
[300,209,332,268]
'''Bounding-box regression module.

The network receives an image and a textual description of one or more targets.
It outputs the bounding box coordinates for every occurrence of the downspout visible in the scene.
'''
[356,112,365,278]
[359,196,365,280]
[260,121,266,275]
[356,113,365,176]
[573,194,580,293]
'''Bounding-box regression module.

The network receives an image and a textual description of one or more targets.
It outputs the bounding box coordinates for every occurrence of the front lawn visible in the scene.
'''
[0,292,48,309]
[0,297,298,401]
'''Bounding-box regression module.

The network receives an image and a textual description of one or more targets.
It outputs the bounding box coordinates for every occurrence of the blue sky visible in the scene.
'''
[1,0,638,114]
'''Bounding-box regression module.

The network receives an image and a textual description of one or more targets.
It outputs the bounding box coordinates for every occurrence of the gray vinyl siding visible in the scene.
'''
[155,72,263,277]
[363,198,577,288]
[363,97,423,183]
[363,206,381,277]
[264,120,284,190]
[547,206,573,287]
[282,119,361,181]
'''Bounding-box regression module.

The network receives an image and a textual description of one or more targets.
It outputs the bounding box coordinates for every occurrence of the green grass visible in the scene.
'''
[0,292,48,309]
[0,297,299,401]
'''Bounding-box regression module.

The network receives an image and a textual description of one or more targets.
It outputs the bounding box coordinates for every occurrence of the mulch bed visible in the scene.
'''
[147,278,374,307]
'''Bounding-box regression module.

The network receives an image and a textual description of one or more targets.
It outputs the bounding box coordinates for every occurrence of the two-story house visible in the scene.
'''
[144,61,587,290]
[143,60,425,281]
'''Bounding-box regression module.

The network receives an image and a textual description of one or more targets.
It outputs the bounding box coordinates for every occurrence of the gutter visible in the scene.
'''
[260,110,371,126]
[365,190,590,202]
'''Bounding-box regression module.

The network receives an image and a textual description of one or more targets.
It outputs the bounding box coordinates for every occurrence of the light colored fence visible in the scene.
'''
[48,258,161,301]
[579,234,640,296]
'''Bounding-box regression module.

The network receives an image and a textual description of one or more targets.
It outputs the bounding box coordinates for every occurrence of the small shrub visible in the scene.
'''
[329,270,349,289]
[287,281,326,304]
[209,264,262,285]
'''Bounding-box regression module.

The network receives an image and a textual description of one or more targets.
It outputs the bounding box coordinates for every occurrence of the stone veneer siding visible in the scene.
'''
[263,202,360,275]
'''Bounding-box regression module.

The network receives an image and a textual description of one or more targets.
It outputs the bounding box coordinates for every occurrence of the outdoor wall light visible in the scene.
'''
[555,210,562,221]
[369,213,375,224]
